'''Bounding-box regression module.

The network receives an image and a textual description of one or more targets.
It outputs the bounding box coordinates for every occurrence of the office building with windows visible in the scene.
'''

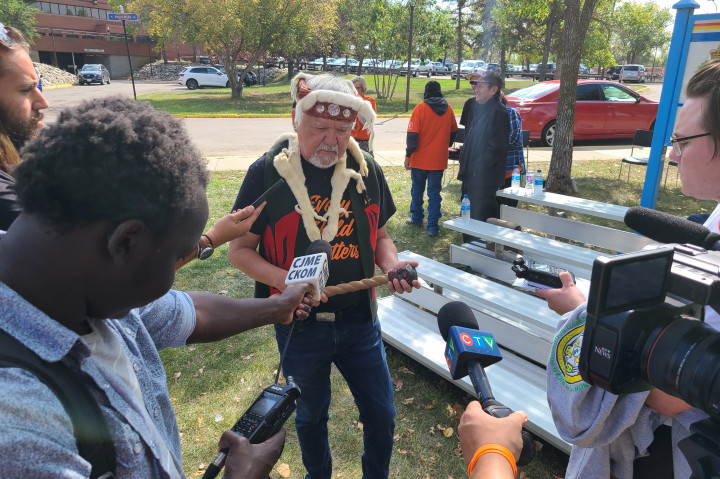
[26,0,199,77]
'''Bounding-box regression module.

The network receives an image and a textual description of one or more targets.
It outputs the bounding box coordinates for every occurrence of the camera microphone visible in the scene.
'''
[437,301,535,467]
[285,240,331,300]
[624,206,720,251]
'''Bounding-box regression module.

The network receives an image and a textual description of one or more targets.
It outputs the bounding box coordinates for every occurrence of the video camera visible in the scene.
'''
[578,243,720,478]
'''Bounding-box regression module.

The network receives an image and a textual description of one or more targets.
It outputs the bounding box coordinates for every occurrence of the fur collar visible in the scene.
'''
[270,133,368,242]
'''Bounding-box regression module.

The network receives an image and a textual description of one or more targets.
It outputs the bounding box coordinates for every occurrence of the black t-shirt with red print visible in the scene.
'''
[232,156,396,312]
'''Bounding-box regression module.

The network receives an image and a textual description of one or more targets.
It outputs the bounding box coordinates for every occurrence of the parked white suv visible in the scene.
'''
[178,66,229,90]
[620,64,646,83]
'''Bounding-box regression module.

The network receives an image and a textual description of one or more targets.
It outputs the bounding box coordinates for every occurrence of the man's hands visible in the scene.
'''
[403,156,411,171]
[387,260,421,294]
[210,204,265,246]
[534,272,586,315]
[276,283,314,323]
[218,428,286,479]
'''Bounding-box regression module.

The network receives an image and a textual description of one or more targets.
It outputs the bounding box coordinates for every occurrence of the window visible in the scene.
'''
[576,84,600,101]
[191,68,208,74]
[66,5,76,14]
[601,84,637,102]
[58,4,67,14]
[98,9,106,19]
[49,3,59,14]
[40,2,51,13]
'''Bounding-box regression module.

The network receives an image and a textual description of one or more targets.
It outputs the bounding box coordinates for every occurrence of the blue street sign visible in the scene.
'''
[108,13,138,21]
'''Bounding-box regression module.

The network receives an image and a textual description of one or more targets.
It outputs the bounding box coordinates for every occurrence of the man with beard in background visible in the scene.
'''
[0,22,49,229]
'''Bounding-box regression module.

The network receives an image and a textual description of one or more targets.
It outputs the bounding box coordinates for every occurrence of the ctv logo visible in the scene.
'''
[594,346,612,359]
[460,332,495,349]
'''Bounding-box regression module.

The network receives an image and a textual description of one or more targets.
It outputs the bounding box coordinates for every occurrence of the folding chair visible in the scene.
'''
[664,159,679,187]
[445,127,465,187]
[521,130,530,172]
[618,129,653,181]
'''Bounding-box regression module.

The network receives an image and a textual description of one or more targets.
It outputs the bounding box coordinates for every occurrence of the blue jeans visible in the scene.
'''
[274,305,396,479]
[410,168,443,234]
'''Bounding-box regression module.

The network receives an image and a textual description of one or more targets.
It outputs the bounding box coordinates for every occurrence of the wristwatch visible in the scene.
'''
[197,234,215,260]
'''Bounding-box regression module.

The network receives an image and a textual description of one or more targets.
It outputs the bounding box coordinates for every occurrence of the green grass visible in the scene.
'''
[139,76,537,117]
[169,161,713,478]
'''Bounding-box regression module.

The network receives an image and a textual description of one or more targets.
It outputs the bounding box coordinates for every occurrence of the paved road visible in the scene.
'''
[42,79,657,169]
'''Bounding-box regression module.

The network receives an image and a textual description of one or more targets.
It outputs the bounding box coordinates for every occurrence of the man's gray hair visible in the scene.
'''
[305,73,357,96]
[351,76,368,91]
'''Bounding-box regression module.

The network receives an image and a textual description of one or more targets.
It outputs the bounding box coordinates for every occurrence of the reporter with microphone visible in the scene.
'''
[537,60,720,479]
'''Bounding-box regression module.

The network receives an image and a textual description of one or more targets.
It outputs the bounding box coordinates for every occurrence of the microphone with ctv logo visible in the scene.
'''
[285,240,331,300]
[624,206,720,251]
[437,301,535,467]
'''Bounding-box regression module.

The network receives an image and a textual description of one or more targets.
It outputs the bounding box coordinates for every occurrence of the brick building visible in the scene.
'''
[26,0,204,78]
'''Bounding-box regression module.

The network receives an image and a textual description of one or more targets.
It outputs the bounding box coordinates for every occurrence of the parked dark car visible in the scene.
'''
[212,66,258,87]
[606,65,622,80]
[534,63,557,79]
[78,64,110,85]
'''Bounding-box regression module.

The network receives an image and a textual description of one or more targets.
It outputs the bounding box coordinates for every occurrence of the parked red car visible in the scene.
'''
[505,80,658,146]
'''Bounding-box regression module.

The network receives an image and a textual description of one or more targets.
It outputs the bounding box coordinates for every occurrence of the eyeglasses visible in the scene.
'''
[669,132,711,156]
[0,21,14,48]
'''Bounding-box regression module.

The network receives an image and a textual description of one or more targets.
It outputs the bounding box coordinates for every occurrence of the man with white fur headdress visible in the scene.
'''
[228,73,420,479]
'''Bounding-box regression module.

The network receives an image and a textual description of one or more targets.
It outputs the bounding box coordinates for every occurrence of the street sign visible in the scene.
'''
[108,13,138,21]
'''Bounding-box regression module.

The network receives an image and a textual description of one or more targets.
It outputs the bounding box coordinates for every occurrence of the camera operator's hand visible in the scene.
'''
[459,401,527,479]
[646,389,693,417]
[535,272,585,315]
[218,428,286,479]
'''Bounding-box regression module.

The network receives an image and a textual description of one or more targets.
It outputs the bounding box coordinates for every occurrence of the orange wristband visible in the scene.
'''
[467,444,517,477]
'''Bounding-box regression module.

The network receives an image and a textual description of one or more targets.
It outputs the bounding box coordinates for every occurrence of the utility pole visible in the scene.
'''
[405,3,414,112]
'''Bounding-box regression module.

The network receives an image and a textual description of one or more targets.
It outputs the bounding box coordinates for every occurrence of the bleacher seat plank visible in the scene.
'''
[398,251,560,336]
[499,205,654,253]
[377,295,571,453]
[496,188,628,222]
[443,218,600,274]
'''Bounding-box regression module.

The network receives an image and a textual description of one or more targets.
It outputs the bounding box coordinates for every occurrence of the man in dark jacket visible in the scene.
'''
[457,71,509,236]
[404,81,458,236]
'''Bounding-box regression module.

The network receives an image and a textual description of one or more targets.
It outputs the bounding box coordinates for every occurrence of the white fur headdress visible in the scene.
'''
[291,73,377,151]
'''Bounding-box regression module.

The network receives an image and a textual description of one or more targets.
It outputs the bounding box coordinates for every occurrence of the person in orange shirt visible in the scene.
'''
[351,76,377,153]
[404,80,458,236]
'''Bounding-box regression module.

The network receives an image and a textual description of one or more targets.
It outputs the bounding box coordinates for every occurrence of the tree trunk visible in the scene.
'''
[288,59,294,80]
[547,0,600,193]
[539,1,558,82]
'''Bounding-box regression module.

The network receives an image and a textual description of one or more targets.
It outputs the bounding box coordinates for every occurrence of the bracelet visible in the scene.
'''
[467,444,517,477]
[201,233,214,248]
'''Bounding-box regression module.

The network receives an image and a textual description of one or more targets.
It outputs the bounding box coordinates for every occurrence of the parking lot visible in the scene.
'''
[42,78,662,168]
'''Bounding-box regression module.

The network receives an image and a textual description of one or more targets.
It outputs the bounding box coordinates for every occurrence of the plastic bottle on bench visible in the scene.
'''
[535,169,544,191]
[525,169,534,194]
[461,194,471,221]
[511,166,521,192]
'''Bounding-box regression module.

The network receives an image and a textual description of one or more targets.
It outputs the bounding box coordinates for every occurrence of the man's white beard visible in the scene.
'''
[307,144,340,169]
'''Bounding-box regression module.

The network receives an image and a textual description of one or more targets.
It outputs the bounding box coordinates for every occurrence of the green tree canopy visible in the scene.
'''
[613,1,671,64]
[0,0,39,43]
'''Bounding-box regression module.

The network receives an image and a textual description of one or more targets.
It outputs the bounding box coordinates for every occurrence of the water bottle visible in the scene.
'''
[461,194,471,221]
[535,169,544,191]
[511,166,521,193]
[525,169,534,194]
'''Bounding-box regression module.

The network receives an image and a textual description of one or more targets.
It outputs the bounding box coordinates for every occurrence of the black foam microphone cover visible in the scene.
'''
[624,206,720,249]
[304,239,332,258]
[438,301,478,341]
